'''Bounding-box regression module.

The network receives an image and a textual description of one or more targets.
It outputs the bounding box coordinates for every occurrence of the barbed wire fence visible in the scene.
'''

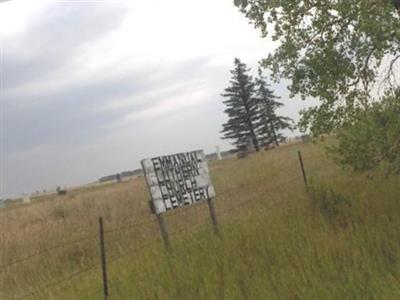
[0,149,323,300]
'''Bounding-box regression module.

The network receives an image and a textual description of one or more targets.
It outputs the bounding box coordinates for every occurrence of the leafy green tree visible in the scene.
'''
[234,0,400,172]
[221,58,260,151]
[234,0,400,134]
[329,88,400,174]
[255,68,294,147]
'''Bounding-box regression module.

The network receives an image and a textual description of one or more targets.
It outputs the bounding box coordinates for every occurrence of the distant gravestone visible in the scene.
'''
[22,194,30,204]
[216,146,222,160]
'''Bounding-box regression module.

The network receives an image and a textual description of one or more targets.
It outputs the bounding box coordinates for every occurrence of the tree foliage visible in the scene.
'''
[221,59,293,151]
[329,88,400,174]
[234,0,400,172]
[234,0,400,135]
[221,58,260,151]
[255,68,294,147]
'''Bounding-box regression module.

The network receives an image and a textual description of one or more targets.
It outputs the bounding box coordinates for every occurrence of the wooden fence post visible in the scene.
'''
[207,197,220,235]
[98,217,109,300]
[156,213,172,252]
[297,150,309,192]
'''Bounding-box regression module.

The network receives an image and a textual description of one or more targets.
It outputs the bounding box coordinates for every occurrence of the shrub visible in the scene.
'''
[328,88,400,175]
[310,186,352,228]
[52,206,69,221]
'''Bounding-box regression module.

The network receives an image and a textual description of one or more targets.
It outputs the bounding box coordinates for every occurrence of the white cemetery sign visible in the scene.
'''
[141,150,216,214]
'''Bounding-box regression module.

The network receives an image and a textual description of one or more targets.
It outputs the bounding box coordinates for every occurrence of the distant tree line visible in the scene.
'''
[221,58,293,152]
[99,169,143,183]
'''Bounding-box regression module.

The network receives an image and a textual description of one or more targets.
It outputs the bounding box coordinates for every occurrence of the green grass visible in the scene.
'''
[1,141,400,299]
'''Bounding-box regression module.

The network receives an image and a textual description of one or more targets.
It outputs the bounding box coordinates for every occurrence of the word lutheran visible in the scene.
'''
[141,150,216,214]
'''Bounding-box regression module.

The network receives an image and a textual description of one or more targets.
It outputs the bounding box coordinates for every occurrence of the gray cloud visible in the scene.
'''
[1,1,317,198]
[4,54,221,153]
[5,74,145,151]
[4,3,129,88]
[2,3,133,195]
[3,2,145,152]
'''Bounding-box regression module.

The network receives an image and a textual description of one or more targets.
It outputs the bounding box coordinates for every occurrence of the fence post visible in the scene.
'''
[156,213,172,252]
[297,150,309,192]
[207,197,220,235]
[98,217,109,300]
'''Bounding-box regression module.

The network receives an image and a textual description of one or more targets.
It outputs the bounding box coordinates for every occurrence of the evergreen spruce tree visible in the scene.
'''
[255,68,293,147]
[221,58,260,152]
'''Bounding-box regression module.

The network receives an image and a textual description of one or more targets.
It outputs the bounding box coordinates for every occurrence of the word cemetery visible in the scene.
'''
[141,150,216,214]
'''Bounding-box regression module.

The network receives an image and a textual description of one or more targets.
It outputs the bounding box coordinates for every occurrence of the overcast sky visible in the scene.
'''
[0,0,316,198]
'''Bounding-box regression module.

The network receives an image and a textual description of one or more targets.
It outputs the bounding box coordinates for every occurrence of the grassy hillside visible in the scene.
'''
[1,141,400,299]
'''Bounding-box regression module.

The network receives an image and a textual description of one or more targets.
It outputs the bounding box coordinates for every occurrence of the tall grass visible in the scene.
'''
[1,141,400,299]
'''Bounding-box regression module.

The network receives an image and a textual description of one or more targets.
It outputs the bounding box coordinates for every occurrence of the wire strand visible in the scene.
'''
[14,264,98,300]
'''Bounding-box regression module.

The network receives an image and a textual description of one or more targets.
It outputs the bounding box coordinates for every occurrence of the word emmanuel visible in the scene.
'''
[141,150,216,214]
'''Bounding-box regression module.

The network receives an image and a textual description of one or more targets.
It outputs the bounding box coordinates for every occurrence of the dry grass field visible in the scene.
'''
[1,140,400,299]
